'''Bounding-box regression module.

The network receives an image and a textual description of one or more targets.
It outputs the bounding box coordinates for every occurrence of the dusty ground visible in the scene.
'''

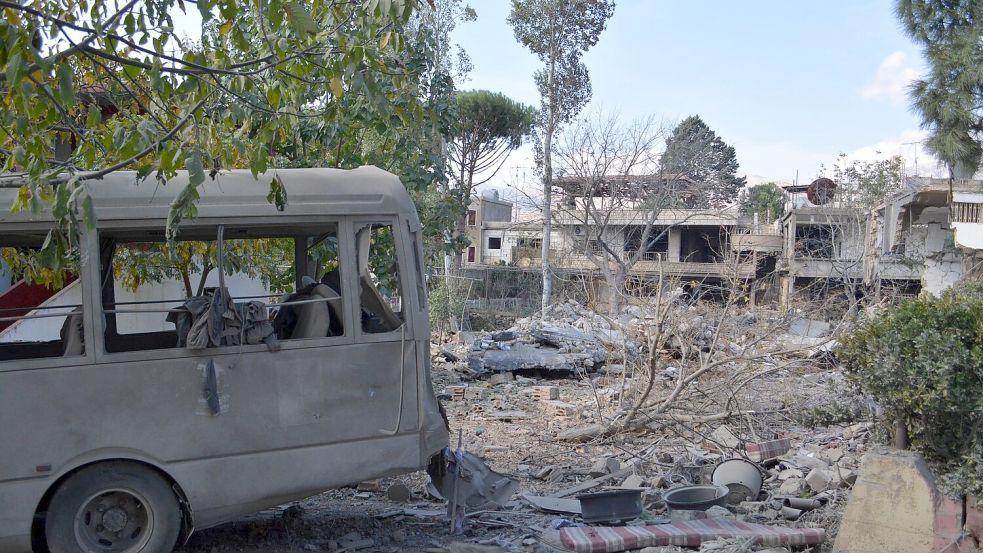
[181,346,868,553]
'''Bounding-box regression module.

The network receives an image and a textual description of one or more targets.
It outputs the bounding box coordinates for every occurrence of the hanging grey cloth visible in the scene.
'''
[174,290,280,352]
[166,296,211,347]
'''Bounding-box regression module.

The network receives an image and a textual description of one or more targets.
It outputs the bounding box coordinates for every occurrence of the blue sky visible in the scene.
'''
[453,1,940,188]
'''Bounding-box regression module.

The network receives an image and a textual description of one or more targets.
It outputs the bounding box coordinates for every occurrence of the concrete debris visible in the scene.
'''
[710,425,740,450]
[531,385,559,401]
[588,457,621,478]
[621,474,647,489]
[805,467,834,492]
[464,303,614,375]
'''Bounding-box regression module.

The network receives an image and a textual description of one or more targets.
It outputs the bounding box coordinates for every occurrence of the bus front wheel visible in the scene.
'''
[45,461,181,553]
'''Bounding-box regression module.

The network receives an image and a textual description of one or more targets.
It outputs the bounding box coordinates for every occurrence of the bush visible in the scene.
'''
[839,281,983,499]
[429,278,467,334]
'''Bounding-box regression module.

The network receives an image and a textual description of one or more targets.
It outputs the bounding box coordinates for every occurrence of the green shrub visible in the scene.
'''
[429,278,467,334]
[839,281,983,499]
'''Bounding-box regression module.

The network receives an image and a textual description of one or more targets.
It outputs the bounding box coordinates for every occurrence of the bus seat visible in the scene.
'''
[60,308,84,356]
[291,284,334,339]
[359,274,402,332]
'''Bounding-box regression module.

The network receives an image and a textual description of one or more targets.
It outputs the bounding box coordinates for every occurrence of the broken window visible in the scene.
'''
[794,225,836,259]
[100,224,345,353]
[278,229,346,341]
[487,237,502,250]
[356,223,405,334]
[624,226,668,260]
[0,236,86,362]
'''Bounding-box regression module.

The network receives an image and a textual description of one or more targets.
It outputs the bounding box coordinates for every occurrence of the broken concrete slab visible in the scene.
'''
[520,494,582,515]
[789,318,831,338]
[710,425,740,449]
[470,343,589,373]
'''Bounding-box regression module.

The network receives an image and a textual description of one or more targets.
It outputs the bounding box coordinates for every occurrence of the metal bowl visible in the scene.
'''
[711,458,764,504]
[662,484,730,511]
[576,489,643,523]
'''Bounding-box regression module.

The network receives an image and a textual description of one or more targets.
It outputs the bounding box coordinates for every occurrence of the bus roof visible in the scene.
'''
[0,166,417,226]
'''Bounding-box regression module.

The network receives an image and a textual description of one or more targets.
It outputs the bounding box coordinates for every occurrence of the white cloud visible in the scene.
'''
[860,51,919,105]
[838,129,947,177]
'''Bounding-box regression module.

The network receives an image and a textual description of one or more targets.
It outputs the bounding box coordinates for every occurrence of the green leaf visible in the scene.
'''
[86,104,101,127]
[284,1,318,35]
[112,126,126,149]
[57,63,76,106]
[266,175,288,211]
[52,182,71,219]
[186,150,206,187]
[81,194,97,229]
[197,0,213,21]
[5,51,23,84]
[266,86,281,109]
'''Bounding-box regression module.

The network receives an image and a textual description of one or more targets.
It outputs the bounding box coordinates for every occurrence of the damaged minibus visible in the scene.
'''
[0,166,449,552]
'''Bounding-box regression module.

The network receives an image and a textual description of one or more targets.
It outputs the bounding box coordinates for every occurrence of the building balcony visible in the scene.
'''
[731,233,783,253]
[514,251,756,279]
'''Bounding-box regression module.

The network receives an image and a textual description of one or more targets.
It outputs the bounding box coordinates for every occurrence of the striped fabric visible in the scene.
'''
[555,519,825,553]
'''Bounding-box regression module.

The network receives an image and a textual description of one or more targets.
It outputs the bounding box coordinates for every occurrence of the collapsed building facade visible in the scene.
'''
[459,175,983,306]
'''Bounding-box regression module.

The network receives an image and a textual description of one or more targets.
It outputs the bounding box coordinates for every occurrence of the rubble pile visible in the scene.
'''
[462,301,623,376]
[187,300,869,553]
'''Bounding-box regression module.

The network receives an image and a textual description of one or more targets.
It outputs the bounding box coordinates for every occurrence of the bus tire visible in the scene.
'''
[45,461,181,553]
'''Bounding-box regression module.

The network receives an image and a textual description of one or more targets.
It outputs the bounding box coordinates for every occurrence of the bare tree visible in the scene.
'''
[552,111,718,315]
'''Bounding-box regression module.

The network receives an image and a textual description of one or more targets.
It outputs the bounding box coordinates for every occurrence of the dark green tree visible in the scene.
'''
[739,182,785,222]
[897,0,983,178]
[448,90,535,191]
[659,115,746,208]
[508,0,615,313]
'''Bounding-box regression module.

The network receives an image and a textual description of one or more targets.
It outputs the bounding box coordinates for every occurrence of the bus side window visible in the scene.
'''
[355,223,404,334]
[273,231,345,340]
[0,242,85,362]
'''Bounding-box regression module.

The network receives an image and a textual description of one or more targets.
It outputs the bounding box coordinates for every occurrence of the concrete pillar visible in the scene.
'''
[668,229,682,262]
[779,275,794,311]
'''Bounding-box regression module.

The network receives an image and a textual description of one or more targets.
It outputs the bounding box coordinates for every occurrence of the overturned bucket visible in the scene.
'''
[711,458,763,504]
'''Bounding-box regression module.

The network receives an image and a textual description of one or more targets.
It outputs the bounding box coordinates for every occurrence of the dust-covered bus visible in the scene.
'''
[0,167,448,552]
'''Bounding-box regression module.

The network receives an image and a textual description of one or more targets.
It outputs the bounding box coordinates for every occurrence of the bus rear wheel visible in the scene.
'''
[45,462,181,553]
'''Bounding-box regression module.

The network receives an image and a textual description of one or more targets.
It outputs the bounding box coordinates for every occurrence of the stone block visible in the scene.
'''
[834,448,978,553]
[805,467,833,492]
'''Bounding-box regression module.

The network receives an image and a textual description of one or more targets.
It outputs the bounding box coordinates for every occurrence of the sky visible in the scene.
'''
[451,1,944,196]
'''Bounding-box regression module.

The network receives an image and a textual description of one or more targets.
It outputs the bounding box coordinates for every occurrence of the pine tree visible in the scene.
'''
[897,0,983,177]
[659,115,746,208]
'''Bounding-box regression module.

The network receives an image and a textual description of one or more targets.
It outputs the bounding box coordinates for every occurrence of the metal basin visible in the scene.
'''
[662,484,729,511]
[576,489,643,523]
[712,458,764,504]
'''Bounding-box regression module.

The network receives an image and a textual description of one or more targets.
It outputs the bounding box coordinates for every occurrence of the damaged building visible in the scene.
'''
[458,175,983,308]
[866,177,983,296]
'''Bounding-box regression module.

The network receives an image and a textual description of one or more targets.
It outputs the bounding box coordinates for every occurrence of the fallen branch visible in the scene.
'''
[557,409,784,442]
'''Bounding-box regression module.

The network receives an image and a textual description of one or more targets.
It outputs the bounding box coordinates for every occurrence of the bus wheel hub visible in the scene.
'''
[101,507,128,533]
